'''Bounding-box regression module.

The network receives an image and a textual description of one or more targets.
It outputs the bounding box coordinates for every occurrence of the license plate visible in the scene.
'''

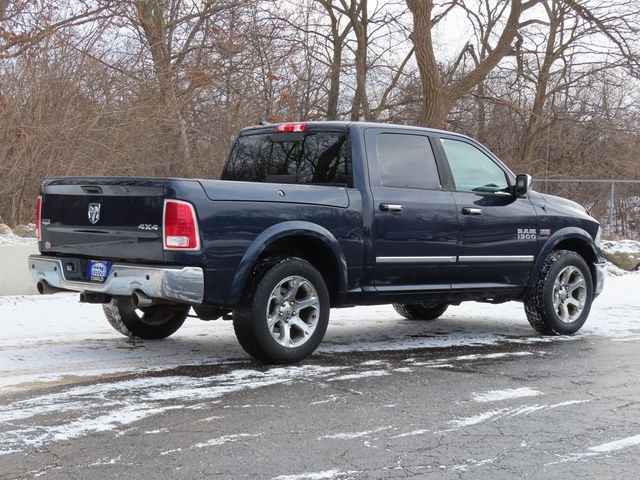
[86,260,111,283]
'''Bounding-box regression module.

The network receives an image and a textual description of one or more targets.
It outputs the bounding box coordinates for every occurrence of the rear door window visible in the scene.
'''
[376,133,441,189]
[223,131,351,186]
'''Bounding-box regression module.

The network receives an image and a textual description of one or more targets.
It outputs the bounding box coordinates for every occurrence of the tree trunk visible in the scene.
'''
[407,0,526,129]
[349,0,370,121]
[406,0,448,128]
[327,32,343,120]
[134,0,193,174]
[521,4,560,167]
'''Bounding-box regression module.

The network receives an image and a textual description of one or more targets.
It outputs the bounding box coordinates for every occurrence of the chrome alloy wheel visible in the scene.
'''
[552,265,587,323]
[266,275,320,348]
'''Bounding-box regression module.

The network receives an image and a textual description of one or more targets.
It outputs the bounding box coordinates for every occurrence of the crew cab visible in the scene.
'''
[29,121,606,363]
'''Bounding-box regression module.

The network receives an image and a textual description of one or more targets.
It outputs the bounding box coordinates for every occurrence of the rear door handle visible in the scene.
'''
[462,207,482,215]
[380,203,403,212]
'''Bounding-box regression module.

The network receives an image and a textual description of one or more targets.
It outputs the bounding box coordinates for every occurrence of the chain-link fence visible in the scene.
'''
[532,179,640,239]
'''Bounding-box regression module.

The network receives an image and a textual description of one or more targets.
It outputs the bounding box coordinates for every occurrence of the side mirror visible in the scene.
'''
[514,174,532,196]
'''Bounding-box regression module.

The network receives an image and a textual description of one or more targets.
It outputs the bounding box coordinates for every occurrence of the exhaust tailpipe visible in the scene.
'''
[36,280,68,295]
[132,291,156,308]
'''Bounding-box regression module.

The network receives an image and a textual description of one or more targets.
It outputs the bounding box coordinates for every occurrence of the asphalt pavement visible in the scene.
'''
[2,329,639,479]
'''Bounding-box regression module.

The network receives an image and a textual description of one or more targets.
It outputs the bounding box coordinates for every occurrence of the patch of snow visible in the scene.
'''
[272,471,359,480]
[88,456,122,466]
[318,426,392,440]
[450,457,498,471]
[444,400,589,431]
[588,434,640,453]
[393,367,414,373]
[471,387,543,403]
[0,233,37,246]
[606,262,630,276]
[548,400,589,409]
[548,433,640,465]
[455,352,535,361]
[0,365,345,455]
[310,395,340,406]
[601,239,640,255]
[391,429,430,439]
[192,433,260,449]
[329,370,390,381]
[446,409,508,429]
[1,403,183,454]
[359,360,386,366]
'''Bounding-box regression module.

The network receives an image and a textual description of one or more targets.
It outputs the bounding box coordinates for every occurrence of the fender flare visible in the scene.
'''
[528,226,599,289]
[227,221,348,304]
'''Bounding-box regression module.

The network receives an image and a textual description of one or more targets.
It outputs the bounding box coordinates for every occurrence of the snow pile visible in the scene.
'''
[601,239,640,254]
[0,224,37,246]
[606,262,635,277]
[601,239,640,273]
[0,234,37,246]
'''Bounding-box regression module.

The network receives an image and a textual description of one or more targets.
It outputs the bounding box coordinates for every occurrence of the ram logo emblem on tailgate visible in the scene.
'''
[88,203,101,224]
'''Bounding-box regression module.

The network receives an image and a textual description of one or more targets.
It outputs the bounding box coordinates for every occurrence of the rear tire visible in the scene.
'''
[233,257,330,364]
[103,297,188,339]
[524,250,593,335]
[393,303,448,321]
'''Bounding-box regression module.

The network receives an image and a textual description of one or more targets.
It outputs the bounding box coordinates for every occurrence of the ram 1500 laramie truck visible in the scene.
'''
[29,121,606,363]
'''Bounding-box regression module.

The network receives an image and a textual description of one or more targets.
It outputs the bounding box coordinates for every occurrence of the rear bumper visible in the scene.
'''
[28,255,204,304]
[594,261,606,298]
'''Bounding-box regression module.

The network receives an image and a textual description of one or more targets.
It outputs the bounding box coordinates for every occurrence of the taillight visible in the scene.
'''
[35,195,42,241]
[275,122,306,133]
[163,200,200,251]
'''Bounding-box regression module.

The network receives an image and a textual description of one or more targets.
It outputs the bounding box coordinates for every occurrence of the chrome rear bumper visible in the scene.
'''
[28,255,204,304]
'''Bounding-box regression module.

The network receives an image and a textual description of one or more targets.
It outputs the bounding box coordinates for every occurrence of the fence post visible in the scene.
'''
[608,181,615,235]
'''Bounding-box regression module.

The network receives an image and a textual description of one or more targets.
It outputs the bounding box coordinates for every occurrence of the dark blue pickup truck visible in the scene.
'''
[30,121,606,363]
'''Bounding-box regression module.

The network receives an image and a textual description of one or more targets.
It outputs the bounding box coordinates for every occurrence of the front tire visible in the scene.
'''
[524,250,593,335]
[393,303,448,321]
[103,297,189,339]
[233,257,330,364]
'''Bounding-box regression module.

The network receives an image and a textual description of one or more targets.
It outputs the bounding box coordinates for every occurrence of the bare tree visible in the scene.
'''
[405,0,540,128]
[517,0,640,167]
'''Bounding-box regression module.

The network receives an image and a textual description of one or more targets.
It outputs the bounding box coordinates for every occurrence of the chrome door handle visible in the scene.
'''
[462,207,482,215]
[380,203,403,212]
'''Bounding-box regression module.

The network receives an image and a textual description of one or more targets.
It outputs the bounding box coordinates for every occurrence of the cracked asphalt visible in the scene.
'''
[2,333,640,480]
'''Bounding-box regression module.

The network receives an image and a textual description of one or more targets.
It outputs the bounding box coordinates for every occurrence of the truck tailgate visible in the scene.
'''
[40,178,166,262]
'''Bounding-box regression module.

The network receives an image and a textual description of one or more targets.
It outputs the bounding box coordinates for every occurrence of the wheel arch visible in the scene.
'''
[530,227,600,290]
[228,221,348,306]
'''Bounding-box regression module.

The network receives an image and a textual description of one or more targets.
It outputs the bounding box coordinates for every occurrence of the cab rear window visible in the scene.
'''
[222,131,351,186]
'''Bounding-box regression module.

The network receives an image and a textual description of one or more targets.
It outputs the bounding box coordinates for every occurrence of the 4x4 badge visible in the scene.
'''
[88,203,101,224]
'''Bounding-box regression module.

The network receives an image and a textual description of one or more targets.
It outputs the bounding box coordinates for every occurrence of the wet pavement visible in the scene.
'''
[1,332,640,479]
[1,276,640,479]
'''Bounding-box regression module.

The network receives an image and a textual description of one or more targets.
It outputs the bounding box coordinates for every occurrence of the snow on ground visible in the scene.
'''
[1,274,639,393]
[471,387,543,403]
[601,239,640,255]
[0,274,639,456]
[0,233,36,246]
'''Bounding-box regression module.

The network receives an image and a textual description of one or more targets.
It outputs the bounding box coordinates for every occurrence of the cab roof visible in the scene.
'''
[239,121,470,140]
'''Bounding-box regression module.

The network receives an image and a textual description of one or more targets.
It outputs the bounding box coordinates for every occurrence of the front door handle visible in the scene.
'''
[462,207,482,215]
[380,203,403,212]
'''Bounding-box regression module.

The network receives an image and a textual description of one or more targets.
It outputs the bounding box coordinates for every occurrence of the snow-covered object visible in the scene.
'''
[601,240,640,272]
[13,224,37,238]
[601,239,640,254]
[0,232,37,246]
